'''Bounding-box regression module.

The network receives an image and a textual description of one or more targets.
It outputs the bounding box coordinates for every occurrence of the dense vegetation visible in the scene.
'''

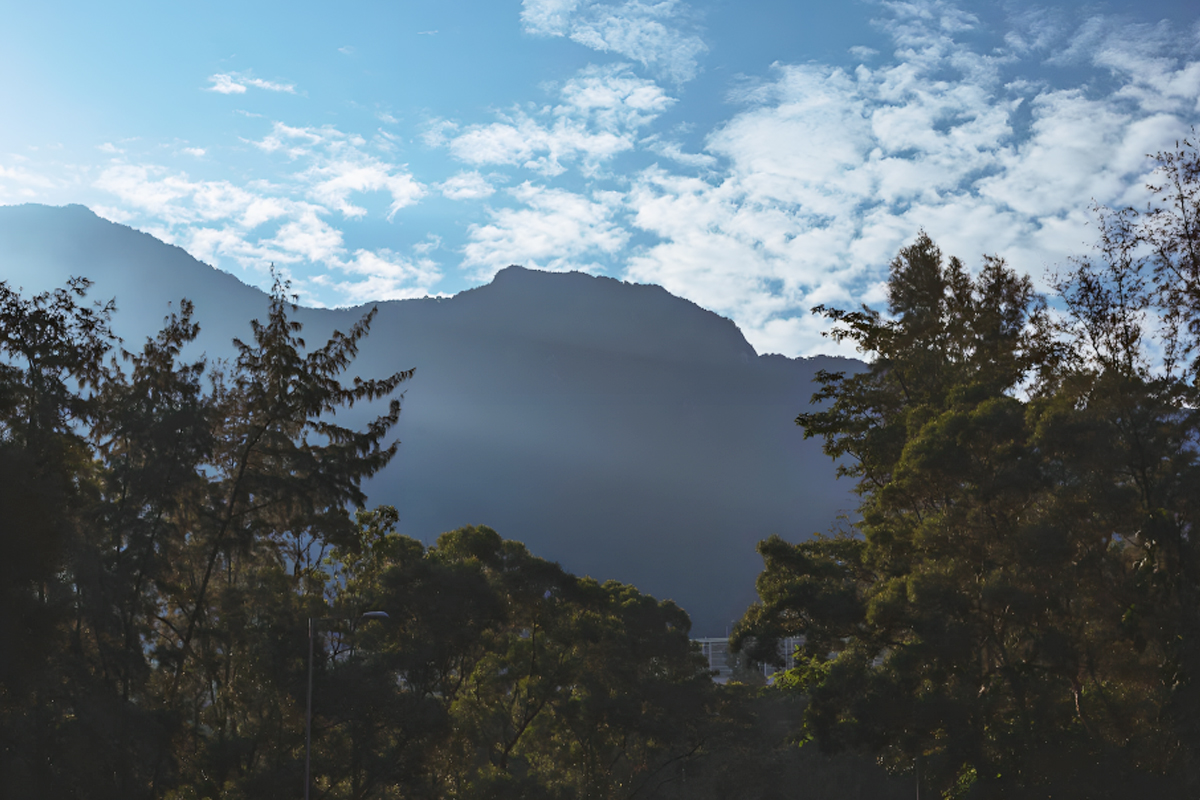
[10,139,1195,800]
[734,139,1200,797]
[0,272,905,798]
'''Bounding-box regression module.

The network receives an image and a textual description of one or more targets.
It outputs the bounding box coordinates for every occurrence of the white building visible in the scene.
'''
[692,636,805,684]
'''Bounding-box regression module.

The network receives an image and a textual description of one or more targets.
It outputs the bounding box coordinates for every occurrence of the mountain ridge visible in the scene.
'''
[0,203,860,635]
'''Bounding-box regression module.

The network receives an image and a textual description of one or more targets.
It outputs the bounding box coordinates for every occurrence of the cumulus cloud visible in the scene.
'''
[521,0,707,84]
[438,171,497,200]
[619,1,1200,356]
[462,182,629,278]
[250,122,426,218]
[28,0,1200,359]
[92,120,433,306]
[437,63,674,176]
[318,248,443,304]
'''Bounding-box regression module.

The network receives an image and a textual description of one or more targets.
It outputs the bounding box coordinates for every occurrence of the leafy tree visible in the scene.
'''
[317,512,719,800]
[0,277,124,796]
[0,273,412,799]
[734,163,1200,795]
[0,267,724,800]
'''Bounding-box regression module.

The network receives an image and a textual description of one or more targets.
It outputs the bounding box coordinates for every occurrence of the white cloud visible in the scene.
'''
[207,74,247,94]
[462,183,629,278]
[91,119,433,307]
[521,0,580,34]
[248,122,426,218]
[617,1,1200,357]
[322,248,443,304]
[182,147,206,157]
[439,171,497,200]
[245,77,296,93]
[521,0,707,84]
[438,63,673,176]
[251,122,333,157]
[413,234,441,255]
[643,136,717,168]
[206,72,297,95]
[0,162,61,201]
[1068,18,1200,114]
[302,160,425,219]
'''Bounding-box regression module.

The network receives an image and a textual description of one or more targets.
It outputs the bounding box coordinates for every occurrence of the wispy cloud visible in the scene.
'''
[642,136,717,169]
[206,72,297,95]
[434,64,674,176]
[438,171,497,200]
[249,122,426,219]
[91,119,433,305]
[0,162,62,201]
[462,182,629,278]
[315,248,443,304]
[521,0,707,84]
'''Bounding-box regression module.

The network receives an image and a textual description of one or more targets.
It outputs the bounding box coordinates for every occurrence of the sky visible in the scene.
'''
[1,0,1198,357]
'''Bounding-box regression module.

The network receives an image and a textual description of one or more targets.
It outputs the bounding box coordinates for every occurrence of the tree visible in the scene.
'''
[319,512,719,800]
[0,273,413,799]
[734,199,1200,795]
[0,270,727,800]
[0,276,126,796]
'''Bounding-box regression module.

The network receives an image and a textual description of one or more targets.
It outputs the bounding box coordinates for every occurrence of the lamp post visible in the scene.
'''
[305,611,389,800]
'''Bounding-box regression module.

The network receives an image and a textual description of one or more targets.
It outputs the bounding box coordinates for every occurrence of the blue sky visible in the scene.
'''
[2,0,1198,356]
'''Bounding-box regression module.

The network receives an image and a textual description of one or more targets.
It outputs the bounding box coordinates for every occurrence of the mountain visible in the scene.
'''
[0,204,860,636]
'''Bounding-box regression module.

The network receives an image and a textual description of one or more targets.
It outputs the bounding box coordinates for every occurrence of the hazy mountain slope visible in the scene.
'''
[0,204,860,635]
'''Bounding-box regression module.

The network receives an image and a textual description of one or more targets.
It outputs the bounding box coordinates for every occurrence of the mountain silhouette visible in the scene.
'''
[0,203,860,635]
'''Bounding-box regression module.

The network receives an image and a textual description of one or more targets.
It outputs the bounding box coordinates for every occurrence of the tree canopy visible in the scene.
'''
[5,275,891,799]
[734,136,1200,798]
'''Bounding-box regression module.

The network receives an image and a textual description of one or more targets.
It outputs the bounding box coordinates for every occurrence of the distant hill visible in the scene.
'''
[0,203,861,636]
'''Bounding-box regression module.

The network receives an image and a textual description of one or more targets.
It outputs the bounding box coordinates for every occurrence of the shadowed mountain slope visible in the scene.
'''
[0,203,859,635]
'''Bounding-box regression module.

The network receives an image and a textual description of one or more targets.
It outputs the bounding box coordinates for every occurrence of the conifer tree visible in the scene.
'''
[735,139,1200,797]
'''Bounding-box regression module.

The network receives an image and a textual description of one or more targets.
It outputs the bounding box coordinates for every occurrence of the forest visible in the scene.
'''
[2,139,1199,799]
[0,253,901,798]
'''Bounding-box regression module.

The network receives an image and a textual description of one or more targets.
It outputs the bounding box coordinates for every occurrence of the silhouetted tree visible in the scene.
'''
[735,138,1200,798]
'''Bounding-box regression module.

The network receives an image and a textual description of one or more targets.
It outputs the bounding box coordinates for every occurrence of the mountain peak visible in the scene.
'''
[0,203,856,636]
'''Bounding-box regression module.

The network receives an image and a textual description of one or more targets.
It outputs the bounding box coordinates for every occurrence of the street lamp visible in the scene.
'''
[305,611,389,800]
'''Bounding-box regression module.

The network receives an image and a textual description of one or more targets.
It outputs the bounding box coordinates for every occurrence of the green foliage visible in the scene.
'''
[0,275,761,800]
[735,139,1200,798]
[324,514,718,799]
[0,273,411,799]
